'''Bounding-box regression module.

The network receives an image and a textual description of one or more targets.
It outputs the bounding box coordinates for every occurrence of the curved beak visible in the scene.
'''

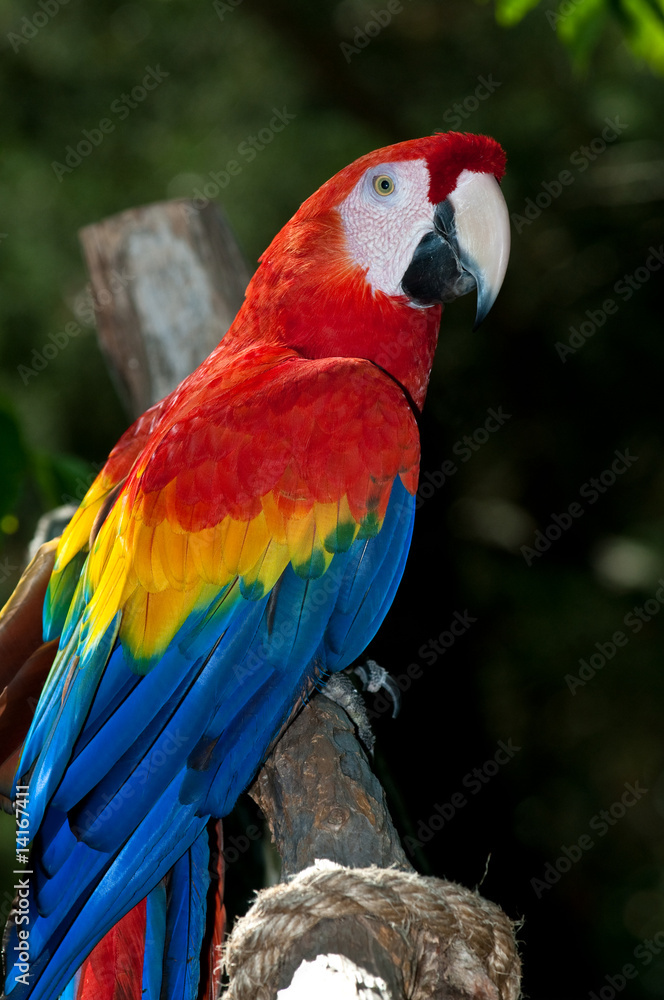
[401,169,510,329]
[449,170,510,329]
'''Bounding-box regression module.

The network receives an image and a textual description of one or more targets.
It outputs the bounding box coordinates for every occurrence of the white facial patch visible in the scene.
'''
[337,159,434,299]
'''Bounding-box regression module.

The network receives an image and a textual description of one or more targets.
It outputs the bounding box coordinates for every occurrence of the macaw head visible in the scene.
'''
[297,131,509,327]
[236,131,510,407]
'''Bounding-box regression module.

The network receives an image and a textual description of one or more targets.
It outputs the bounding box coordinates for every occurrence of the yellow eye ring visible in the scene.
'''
[373,174,395,196]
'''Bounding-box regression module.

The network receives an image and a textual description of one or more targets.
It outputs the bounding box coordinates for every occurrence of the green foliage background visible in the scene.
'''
[1,0,663,995]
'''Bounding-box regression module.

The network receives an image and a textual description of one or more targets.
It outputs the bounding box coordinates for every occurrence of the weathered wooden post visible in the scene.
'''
[78,199,251,415]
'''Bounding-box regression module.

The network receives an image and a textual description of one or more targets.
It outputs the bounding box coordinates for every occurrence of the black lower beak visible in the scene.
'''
[400,175,510,330]
[401,202,475,307]
[401,229,475,307]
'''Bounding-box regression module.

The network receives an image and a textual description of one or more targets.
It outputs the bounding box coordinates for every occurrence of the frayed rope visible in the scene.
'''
[221,862,521,999]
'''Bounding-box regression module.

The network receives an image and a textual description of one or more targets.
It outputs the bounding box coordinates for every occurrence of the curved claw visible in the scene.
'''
[354,659,401,719]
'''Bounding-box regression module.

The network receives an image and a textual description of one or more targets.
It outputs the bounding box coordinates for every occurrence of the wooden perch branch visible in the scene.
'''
[249,682,414,878]
[76,200,522,1000]
[241,687,521,998]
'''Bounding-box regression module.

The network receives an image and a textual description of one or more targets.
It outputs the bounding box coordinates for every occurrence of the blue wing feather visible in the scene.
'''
[160,827,210,1000]
[142,881,167,1000]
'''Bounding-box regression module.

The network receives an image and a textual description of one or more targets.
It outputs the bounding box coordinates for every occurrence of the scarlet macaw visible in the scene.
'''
[1,131,509,999]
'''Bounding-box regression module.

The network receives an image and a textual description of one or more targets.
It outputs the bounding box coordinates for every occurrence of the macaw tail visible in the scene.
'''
[3,819,224,1000]
[1,545,226,1000]
[59,818,225,1000]
[198,820,226,1000]
[61,900,148,1000]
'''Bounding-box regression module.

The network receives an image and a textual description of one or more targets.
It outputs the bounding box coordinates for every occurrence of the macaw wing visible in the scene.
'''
[0,397,175,811]
[8,348,419,1000]
[43,393,175,642]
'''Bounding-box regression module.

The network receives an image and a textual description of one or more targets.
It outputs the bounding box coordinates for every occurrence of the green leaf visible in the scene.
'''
[639,0,664,27]
[557,0,608,69]
[495,0,543,26]
[619,0,664,72]
[494,0,664,70]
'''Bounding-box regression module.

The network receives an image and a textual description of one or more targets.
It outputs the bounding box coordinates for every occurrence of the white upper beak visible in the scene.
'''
[448,169,511,328]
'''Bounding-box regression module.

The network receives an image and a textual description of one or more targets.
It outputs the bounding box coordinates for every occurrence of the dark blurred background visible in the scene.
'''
[1,0,663,995]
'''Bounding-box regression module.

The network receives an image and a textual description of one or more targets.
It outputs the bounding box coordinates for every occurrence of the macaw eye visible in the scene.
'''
[373,174,395,196]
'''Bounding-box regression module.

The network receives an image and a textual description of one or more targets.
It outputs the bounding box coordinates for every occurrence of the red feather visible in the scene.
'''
[74,899,147,1000]
[199,819,226,1000]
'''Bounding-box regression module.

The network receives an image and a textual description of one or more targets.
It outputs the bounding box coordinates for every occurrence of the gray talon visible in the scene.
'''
[322,673,376,754]
[354,659,401,719]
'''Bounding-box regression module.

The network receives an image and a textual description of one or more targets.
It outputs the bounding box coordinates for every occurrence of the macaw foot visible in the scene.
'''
[322,661,400,755]
[353,659,401,719]
[321,672,376,754]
